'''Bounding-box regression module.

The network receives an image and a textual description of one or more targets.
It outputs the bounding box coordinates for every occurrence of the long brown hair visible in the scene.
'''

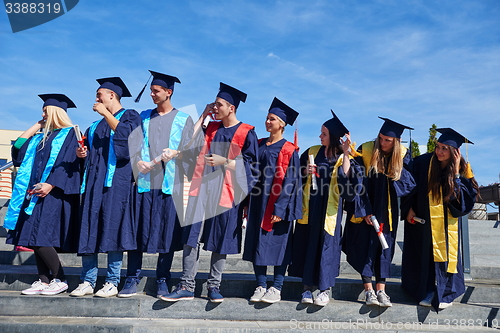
[369,136,403,181]
[429,146,479,203]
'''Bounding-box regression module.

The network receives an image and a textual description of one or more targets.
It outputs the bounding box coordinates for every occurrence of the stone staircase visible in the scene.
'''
[1,198,500,332]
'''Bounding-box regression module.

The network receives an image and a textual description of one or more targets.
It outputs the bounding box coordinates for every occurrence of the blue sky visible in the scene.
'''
[1,0,499,191]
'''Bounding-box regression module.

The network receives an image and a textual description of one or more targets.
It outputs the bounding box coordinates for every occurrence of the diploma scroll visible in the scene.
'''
[148,154,163,168]
[411,216,425,224]
[309,154,318,191]
[370,215,389,250]
[74,125,85,148]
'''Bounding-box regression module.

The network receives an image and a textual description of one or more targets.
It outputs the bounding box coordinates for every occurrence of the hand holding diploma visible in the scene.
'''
[369,215,389,250]
[308,154,318,191]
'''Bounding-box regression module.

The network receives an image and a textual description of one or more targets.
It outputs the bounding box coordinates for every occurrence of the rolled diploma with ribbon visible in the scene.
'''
[370,215,389,249]
[309,154,318,191]
[202,115,211,129]
[148,154,163,168]
[74,125,85,148]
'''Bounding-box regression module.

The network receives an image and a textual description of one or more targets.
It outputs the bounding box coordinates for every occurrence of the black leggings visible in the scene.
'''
[32,246,65,283]
[361,275,386,284]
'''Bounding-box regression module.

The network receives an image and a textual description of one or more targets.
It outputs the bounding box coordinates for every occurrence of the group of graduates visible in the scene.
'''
[4,71,478,312]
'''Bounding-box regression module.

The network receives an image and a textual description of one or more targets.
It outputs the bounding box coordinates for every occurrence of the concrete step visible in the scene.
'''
[1,316,499,333]
[0,316,498,333]
[2,264,500,305]
[1,291,499,330]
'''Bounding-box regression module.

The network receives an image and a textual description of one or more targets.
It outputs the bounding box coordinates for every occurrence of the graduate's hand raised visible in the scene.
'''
[161,148,178,162]
[364,214,374,226]
[76,146,88,158]
[33,182,54,198]
[204,153,226,167]
[340,133,351,155]
[93,102,108,116]
[453,148,461,175]
[137,161,153,174]
[203,103,216,118]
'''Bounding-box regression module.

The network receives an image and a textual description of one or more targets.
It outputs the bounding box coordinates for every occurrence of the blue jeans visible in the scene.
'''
[126,250,175,282]
[253,263,287,291]
[80,251,123,287]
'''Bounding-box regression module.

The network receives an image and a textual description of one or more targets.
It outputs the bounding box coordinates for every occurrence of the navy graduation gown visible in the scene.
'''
[7,128,81,252]
[181,122,259,255]
[131,109,194,254]
[288,146,365,291]
[342,144,415,278]
[242,138,302,266]
[78,109,142,254]
[401,153,476,309]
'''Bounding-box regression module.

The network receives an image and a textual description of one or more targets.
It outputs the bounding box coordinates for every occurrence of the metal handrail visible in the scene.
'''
[0,161,13,171]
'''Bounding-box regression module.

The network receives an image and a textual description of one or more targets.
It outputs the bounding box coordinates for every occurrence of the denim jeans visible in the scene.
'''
[81,251,123,287]
[253,263,287,291]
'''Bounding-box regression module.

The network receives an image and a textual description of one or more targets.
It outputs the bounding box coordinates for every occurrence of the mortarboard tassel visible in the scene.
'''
[464,138,474,179]
[134,74,152,103]
[293,121,299,152]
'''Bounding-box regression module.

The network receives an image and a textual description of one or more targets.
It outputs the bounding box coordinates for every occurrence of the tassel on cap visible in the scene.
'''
[135,74,152,103]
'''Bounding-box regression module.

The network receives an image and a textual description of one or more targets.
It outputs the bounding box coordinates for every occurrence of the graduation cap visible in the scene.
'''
[38,94,76,111]
[378,117,413,139]
[437,128,473,148]
[268,97,299,126]
[135,70,181,103]
[216,82,247,109]
[323,110,348,138]
[96,77,132,98]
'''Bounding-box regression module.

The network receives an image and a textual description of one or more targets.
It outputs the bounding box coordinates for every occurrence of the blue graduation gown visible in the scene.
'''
[342,145,415,278]
[7,128,81,252]
[131,109,194,254]
[401,153,477,309]
[181,122,259,255]
[288,146,365,291]
[78,109,142,254]
[242,138,302,266]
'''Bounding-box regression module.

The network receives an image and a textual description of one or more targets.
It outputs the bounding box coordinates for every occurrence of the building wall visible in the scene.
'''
[0,129,23,199]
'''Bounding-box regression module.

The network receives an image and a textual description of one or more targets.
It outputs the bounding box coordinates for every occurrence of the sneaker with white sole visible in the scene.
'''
[301,290,313,304]
[261,287,281,303]
[95,282,118,298]
[314,290,330,306]
[250,286,266,302]
[117,277,137,298]
[419,291,435,307]
[70,281,94,297]
[41,279,68,295]
[439,302,452,309]
[365,289,379,306]
[21,280,49,295]
[376,290,392,307]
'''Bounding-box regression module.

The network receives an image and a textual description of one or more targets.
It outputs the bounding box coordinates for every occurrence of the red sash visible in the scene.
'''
[189,121,254,208]
[260,140,296,231]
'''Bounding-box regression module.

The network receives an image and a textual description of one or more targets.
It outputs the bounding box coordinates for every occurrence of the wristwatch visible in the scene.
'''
[455,173,460,179]
[224,158,230,167]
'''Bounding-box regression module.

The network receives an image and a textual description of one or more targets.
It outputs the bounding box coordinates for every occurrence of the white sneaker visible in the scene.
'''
[261,287,281,303]
[376,290,392,307]
[41,279,68,295]
[314,290,330,306]
[419,292,435,307]
[95,282,118,298]
[365,290,379,306]
[250,286,266,302]
[301,290,313,304]
[439,302,453,309]
[70,281,94,297]
[21,280,49,295]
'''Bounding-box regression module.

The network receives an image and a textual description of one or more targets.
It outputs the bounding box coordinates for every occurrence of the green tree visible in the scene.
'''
[427,124,438,153]
[410,140,420,158]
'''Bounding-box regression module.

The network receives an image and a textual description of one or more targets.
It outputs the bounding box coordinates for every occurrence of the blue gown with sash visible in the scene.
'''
[342,143,415,279]
[6,128,81,252]
[288,146,367,291]
[181,122,259,254]
[242,138,302,266]
[401,153,476,309]
[78,109,142,254]
[130,108,194,254]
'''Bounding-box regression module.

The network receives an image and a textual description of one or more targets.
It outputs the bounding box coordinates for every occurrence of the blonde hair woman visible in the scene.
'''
[342,117,415,307]
[4,94,81,296]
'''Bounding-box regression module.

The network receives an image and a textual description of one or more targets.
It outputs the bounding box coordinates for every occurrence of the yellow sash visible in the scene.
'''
[298,145,350,236]
[427,155,459,274]
[350,141,407,231]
